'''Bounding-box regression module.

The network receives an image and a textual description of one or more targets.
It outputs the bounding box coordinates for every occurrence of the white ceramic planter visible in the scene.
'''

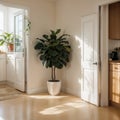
[47,80,61,96]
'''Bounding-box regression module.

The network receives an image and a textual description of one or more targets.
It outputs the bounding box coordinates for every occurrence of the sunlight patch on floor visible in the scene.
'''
[65,101,86,108]
[39,101,86,115]
[29,94,68,99]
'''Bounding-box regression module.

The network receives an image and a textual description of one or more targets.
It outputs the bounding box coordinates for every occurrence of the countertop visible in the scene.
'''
[109,60,120,64]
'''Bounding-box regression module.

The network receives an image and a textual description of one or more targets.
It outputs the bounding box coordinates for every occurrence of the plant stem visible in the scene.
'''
[53,66,56,80]
[51,67,53,80]
[51,66,56,80]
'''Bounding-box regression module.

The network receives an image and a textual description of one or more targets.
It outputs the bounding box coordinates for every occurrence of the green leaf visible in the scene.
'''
[40,55,45,60]
[34,29,71,71]
[34,42,43,50]
[36,38,45,43]
[50,34,56,40]
[55,62,63,69]
[50,30,56,35]
[43,34,49,40]
[0,40,5,46]
[56,45,63,51]
[0,32,14,45]
[56,29,61,34]
[57,35,69,42]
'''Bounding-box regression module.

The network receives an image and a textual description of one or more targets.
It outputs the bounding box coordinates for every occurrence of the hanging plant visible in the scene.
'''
[24,15,31,33]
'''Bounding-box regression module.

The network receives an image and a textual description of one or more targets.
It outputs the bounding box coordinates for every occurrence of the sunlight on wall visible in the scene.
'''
[75,35,81,49]
[75,35,82,82]
[78,78,81,84]
[73,35,82,96]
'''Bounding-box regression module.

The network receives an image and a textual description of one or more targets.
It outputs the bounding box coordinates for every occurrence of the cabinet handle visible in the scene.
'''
[114,67,118,69]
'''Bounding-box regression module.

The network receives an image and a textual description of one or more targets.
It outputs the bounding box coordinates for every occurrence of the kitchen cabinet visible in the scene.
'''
[7,57,16,85]
[15,58,25,91]
[109,2,120,40]
[7,53,25,91]
[109,62,120,104]
[0,54,6,81]
[7,56,16,84]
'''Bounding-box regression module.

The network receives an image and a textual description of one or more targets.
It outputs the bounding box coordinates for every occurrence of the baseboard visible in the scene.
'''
[109,100,120,108]
[0,81,7,84]
[62,87,81,97]
[27,87,48,94]
[6,81,14,88]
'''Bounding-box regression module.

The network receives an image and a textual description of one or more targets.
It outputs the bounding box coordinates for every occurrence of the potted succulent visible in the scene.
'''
[34,29,71,95]
[0,32,15,52]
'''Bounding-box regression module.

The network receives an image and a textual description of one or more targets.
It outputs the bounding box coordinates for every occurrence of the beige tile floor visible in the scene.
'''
[0,84,22,101]
[0,93,120,120]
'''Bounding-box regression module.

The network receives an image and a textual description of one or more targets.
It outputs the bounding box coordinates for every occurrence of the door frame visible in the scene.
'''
[0,1,29,93]
[98,0,120,106]
[99,5,109,106]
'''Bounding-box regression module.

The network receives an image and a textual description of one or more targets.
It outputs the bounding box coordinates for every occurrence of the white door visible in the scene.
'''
[14,11,26,92]
[81,14,99,106]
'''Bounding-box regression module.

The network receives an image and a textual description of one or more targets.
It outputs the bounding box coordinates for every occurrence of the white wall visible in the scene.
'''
[56,0,98,96]
[0,4,7,32]
[109,40,120,52]
[8,7,22,33]
[0,0,56,94]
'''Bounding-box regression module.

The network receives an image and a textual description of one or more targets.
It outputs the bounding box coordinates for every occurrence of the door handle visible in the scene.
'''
[93,62,98,65]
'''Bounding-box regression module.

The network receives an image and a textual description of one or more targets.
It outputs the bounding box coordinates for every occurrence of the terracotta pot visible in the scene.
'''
[8,43,14,52]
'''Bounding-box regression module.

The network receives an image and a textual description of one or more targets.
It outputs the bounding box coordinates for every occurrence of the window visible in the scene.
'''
[0,7,6,52]
[14,12,24,52]
[0,11,4,34]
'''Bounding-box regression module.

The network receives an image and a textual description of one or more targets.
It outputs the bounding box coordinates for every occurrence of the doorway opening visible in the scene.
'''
[0,3,29,95]
[99,1,120,107]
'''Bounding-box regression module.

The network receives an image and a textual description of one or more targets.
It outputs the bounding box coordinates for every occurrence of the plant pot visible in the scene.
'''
[8,43,14,52]
[47,80,61,96]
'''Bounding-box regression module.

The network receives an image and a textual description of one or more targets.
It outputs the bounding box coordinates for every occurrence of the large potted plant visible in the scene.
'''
[0,32,15,52]
[34,29,71,95]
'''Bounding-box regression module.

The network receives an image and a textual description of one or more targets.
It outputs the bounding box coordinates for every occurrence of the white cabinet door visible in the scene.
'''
[0,58,6,81]
[7,58,16,84]
[7,53,25,92]
[15,58,25,92]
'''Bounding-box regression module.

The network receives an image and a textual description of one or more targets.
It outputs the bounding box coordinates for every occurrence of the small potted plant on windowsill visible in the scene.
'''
[0,32,15,52]
[34,29,71,95]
